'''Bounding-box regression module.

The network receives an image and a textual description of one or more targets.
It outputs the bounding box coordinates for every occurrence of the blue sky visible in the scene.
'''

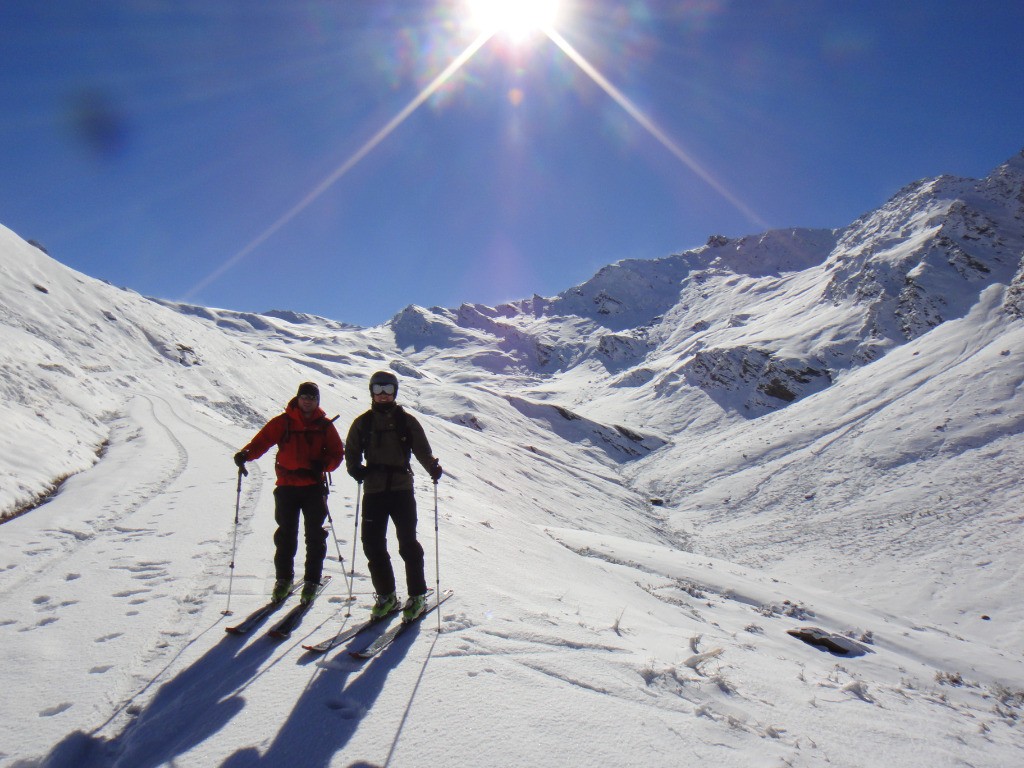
[2,1,1023,327]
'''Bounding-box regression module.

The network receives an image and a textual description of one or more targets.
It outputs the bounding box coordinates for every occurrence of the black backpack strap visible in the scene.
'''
[394,407,412,463]
[357,411,373,454]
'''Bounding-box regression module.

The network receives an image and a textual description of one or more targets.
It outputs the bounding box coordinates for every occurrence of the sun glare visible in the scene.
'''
[194,1,761,298]
[468,0,560,41]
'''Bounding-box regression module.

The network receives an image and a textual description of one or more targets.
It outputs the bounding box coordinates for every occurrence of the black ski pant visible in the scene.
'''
[273,484,329,585]
[361,489,427,598]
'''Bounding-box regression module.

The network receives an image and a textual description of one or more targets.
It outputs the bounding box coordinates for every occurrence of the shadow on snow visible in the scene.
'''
[225,624,436,768]
[28,611,431,767]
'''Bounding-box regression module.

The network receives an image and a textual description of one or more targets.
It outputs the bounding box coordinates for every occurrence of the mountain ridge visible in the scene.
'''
[3,150,1023,521]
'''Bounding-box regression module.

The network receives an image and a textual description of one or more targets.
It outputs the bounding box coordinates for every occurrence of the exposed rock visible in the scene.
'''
[682,346,832,415]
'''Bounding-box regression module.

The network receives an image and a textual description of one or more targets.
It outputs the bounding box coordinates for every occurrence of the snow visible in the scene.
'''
[2,152,1024,767]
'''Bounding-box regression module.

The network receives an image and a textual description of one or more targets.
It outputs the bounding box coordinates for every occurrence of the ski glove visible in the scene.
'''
[233,451,248,476]
[429,458,443,483]
[348,464,368,483]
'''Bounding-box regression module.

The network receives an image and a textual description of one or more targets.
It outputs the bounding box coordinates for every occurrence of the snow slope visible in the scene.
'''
[1,152,1023,767]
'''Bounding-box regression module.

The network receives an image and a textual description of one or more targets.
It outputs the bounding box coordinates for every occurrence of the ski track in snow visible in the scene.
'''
[4,398,184,589]
[0,393,274,757]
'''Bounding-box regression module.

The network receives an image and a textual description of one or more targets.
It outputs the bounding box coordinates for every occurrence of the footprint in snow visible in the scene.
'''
[95,632,123,643]
[113,589,150,598]
[325,699,366,719]
[39,702,73,717]
[32,595,51,605]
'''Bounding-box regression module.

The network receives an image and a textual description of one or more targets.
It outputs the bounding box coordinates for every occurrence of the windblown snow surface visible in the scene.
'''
[2,152,1024,767]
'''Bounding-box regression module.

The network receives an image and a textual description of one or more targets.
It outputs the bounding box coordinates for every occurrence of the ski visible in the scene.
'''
[224,582,302,635]
[267,575,332,640]
[350,589,454,661]
[301,588,434,654]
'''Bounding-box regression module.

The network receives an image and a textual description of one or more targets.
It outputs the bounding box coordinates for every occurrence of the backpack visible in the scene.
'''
[276,412,332,448]
[356,407,412,469]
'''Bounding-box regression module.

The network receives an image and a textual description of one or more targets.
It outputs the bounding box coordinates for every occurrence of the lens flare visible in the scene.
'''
[544,27,766,228]
[189,2,762,300]
[183,29,493,302]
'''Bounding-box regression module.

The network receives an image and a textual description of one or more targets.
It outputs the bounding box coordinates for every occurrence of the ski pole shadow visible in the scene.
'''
[28,616,292,768]
[381,628,440,768]
[223,622,430,768]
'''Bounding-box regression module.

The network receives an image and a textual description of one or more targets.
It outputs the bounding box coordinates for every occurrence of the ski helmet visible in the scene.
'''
[369,370,399,397]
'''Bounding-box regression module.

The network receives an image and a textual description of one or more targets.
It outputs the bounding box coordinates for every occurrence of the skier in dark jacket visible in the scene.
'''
[233,381,343,604]
[345,370,442,622]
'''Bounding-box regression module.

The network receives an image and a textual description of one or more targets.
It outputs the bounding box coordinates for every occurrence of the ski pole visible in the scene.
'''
[323,473,351,600]
[346,480,362,617]
[434,478,441,633]
[223,467,244,616]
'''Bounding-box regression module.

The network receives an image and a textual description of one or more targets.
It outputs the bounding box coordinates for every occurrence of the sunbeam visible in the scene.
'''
[542,26,767,228]
[182,29,494,303]
[185,5,765,303]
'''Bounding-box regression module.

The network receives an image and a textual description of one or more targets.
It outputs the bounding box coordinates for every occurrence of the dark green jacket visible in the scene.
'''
[345,405,434,494]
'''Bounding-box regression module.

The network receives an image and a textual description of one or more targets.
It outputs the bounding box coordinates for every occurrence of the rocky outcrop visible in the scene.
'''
[1005,256,1024,319]
[681,346,832,415]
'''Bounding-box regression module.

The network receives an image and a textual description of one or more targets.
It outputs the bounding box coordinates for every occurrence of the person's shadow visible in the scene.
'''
[222,621,433,768]
[23,604,358,768]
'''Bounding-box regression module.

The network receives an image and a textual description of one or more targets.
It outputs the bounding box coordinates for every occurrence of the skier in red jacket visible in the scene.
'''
[234,382,343,604]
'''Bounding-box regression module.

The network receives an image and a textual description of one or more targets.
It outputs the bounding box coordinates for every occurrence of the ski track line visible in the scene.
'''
[35,395,270,744]
[0,395,190,595]
[151,393,246,454]
[125,394,272,622]
[149,392,268,528]
[0,394,223,751]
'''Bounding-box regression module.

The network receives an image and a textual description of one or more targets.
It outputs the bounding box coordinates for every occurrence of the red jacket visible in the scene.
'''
[242,399,344,486]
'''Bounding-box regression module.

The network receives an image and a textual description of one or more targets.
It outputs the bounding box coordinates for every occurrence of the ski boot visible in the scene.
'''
[300,580,320,605]
[371,592,398,619]
[402,593,428,623]
[271,579,293,603]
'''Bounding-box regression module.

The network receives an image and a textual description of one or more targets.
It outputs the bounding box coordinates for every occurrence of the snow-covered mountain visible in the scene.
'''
[1,151,1022,767]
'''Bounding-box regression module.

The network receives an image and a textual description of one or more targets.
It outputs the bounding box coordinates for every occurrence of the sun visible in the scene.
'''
[467,0,561,41]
